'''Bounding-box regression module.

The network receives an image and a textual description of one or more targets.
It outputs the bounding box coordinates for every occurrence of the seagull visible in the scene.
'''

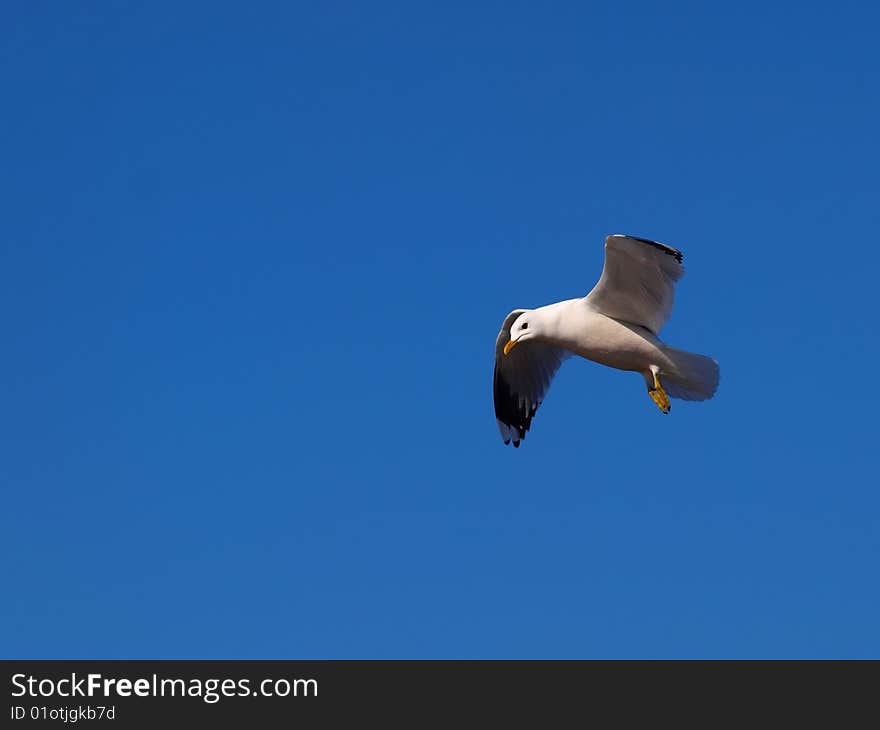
[494,234,719,447]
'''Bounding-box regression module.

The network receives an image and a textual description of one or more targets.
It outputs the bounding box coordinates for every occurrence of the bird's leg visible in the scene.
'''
[648,367,671,414]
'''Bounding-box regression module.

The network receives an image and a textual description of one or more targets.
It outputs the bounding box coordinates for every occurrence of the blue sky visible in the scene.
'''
[2,1,878,658]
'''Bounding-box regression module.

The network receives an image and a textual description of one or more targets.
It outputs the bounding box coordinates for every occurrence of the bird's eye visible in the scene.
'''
[522,322,528,329]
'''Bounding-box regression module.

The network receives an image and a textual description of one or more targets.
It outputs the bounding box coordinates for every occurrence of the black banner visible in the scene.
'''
[3,661,877,726]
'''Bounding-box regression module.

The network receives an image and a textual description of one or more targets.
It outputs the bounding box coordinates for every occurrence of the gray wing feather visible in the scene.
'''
[584,234,684,335]
[493,310,569,447]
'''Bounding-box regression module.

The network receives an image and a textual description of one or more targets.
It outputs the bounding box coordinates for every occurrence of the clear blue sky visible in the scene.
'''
[2,1,878,658]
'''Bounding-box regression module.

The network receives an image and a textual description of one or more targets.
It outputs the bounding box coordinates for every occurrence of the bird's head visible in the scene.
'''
[504,311,540,355]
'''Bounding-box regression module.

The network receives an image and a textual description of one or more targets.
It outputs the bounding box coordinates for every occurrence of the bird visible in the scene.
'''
[494,234,719,447]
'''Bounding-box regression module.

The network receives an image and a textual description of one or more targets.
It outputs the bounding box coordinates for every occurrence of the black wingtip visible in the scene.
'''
[613,233,683,263]
[494,363,535,447]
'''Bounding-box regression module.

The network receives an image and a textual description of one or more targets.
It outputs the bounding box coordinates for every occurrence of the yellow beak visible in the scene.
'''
[503,338,520,356]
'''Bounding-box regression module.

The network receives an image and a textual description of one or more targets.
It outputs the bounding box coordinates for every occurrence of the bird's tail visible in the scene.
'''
[660,346,720,401]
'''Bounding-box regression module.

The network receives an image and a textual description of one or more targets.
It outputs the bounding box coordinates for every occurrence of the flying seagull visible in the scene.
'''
[494,234,719,447]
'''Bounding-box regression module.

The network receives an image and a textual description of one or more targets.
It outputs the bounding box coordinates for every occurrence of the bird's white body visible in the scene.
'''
[538,298,667,375]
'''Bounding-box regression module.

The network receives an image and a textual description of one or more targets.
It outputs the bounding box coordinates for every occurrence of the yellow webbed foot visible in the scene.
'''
[648,370,671,414]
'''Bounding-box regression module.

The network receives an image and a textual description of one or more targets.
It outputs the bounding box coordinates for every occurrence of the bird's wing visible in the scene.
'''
[493,309,570,447]
[584,234,684,335]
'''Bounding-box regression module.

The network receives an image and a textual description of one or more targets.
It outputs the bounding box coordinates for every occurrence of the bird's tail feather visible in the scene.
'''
[661,346,720,401]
